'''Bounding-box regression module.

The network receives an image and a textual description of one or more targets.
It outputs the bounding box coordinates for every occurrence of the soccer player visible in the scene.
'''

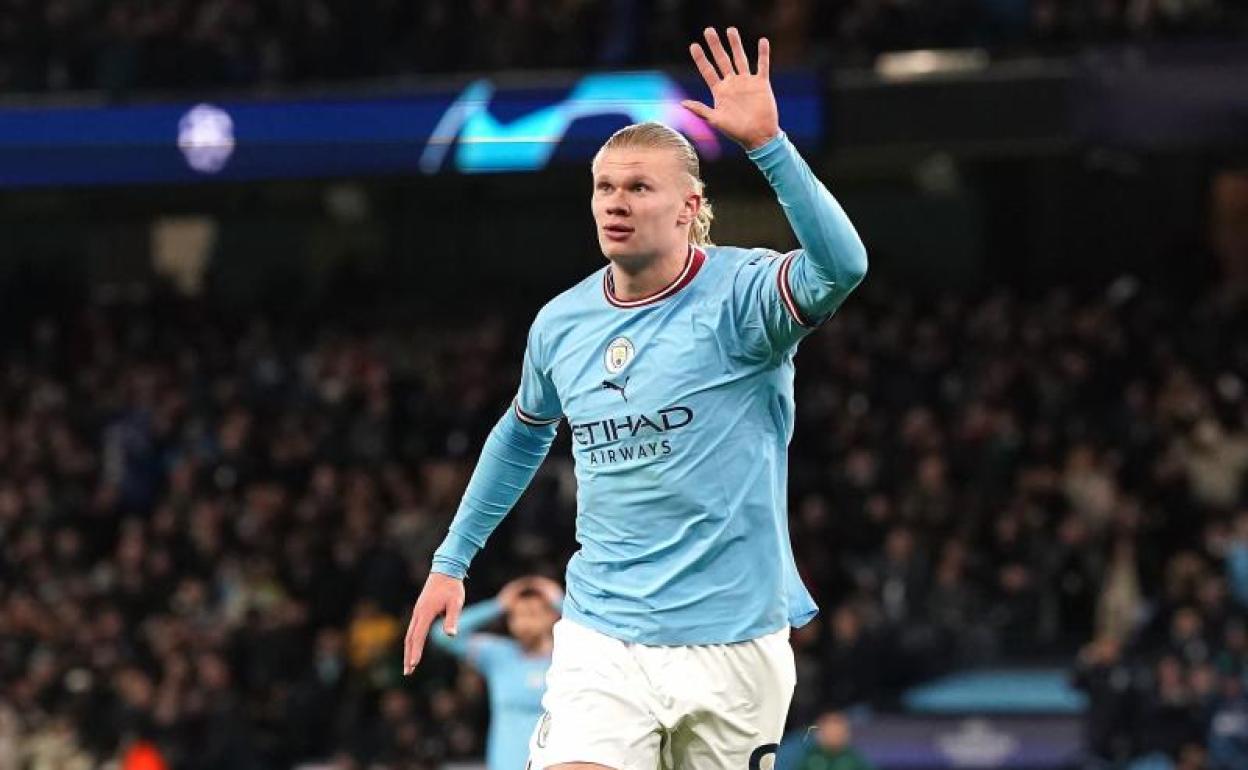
[405,26,868,770]
[430,576,562,770]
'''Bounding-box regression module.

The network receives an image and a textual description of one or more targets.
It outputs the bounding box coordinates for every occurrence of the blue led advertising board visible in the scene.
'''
[0,71,820,188]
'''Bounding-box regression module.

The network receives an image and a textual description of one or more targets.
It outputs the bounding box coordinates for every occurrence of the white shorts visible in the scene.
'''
[527,619,795,770]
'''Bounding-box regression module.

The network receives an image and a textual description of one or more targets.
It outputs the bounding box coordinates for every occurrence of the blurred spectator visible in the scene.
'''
[1208,674,1248,769]
[1074,636,1135,762]
[0,0,1244,94]
[347,600,401,673]
[796,711,875,770]
[1097,534,1143,643]
[822,604,880,710]
[1167,418,1248,511]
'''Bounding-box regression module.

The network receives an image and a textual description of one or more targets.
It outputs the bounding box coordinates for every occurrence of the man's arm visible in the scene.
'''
[747,132,867,327]
[430,409,558,577]
[405,322,562,674]
[684,27,866,352]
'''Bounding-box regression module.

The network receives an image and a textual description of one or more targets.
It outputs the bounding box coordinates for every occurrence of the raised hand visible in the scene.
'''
[403,571,465,674]
[499,575,564,610]
[682,27,780,151]
[527,575,565,606]
[497,577,529,611]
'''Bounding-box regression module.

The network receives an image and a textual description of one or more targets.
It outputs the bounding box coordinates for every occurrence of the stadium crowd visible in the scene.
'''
[0,0,1242,95]
[1,264,1248,769]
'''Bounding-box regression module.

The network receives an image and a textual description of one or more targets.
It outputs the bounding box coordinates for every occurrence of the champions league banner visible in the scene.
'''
[0,71,820,188]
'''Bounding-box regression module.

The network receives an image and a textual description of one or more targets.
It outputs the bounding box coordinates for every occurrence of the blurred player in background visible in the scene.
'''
[431,576,562,770]
[406,25,868,770]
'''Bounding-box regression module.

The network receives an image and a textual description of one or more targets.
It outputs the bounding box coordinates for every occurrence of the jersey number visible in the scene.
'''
[749,743,778,769]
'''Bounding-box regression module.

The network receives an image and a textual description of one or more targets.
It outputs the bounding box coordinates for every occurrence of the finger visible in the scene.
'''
[403,613,418,672]
[404,618,414,673]
[703,27,735,78]
[688,43,720,89]
[727,27,750,75]
[442,596,463,637]
[404,610,434,674]
[758,37,770,80]
[681,100,714,122]
[403,609,417,671]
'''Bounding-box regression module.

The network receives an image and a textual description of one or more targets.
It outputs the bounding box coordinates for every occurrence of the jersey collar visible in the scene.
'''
[603,245,706,309]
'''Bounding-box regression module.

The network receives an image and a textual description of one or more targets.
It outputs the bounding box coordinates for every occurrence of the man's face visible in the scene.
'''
[507,595,557,646]
[816,713,850,751]
[591,146,699,269]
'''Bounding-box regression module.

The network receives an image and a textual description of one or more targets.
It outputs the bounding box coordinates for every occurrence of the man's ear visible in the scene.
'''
[677,193,701,226]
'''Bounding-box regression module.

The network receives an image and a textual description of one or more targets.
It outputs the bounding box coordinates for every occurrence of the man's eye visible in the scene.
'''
[632,184,648,192]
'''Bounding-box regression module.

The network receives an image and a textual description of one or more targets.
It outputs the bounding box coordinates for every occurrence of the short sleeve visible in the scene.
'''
[729,248,826,362]
[514,319,562,426]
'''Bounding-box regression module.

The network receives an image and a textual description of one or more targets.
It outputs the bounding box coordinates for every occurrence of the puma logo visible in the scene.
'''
[599,377,629,402]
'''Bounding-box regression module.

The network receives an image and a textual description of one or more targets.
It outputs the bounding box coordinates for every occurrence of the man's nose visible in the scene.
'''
[605,192,629,215]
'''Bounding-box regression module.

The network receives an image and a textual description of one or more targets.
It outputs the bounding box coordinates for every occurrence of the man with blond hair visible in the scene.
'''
[405,27,868,770]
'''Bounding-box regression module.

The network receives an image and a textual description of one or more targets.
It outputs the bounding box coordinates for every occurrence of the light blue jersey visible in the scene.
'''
[431,599,549,770]
[433,131,867,645]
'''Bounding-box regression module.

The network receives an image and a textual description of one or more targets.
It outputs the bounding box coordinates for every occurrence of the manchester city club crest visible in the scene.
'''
[604,336,635,374]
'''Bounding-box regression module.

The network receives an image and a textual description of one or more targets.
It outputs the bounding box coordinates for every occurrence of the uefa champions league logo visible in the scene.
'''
[420,72,720,174]
[168,73,721,179]
[177,104,236,174]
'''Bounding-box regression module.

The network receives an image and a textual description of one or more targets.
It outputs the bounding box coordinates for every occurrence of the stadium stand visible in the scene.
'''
[0,0,1243,94]
[2,261,1247,767]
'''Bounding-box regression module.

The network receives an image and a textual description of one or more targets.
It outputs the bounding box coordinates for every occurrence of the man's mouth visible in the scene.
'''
[603,224,633,242]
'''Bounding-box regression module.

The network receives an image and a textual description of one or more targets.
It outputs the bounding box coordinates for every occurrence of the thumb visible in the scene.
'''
[442,595,463,636]
[681,100,714,123]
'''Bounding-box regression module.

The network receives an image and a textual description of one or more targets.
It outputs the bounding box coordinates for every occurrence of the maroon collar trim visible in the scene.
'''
[603,246,706,309]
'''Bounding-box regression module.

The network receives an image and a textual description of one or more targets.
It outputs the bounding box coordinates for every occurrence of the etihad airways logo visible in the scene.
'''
[419,72,721,174]
[570,406,694,449]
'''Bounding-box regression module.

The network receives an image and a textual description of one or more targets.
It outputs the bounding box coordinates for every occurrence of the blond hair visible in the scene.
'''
[593,122,714,246]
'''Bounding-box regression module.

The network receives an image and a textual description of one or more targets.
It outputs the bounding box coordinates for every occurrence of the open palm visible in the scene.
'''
[682,27,780,152]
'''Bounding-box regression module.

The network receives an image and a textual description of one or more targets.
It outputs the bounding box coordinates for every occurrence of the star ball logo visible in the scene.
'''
[177,104,235,174]
[420,71,721,174]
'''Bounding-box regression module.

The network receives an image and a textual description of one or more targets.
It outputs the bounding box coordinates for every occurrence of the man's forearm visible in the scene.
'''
[431,406,557,578]
[748,131,868,319]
